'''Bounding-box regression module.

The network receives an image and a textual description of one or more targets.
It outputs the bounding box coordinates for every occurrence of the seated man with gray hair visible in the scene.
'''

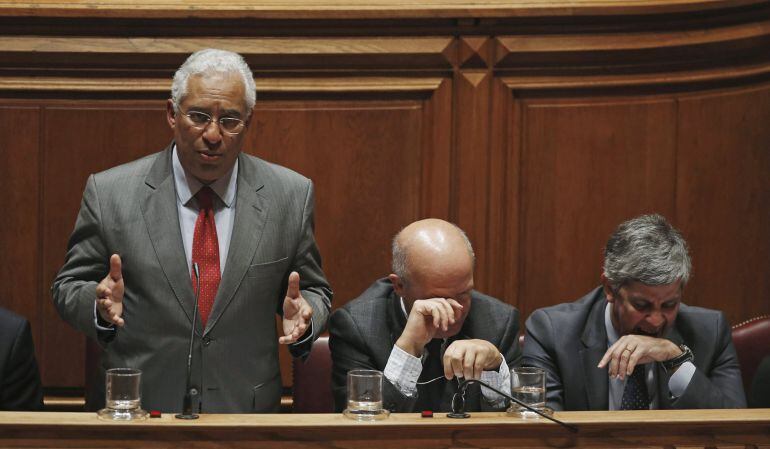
[330,218,521,412]
[522,214,745,410]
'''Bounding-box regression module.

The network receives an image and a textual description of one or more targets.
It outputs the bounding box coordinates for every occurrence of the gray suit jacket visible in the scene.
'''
[329,278,521,413]
[522,287,746,410]
[52,145,332,413]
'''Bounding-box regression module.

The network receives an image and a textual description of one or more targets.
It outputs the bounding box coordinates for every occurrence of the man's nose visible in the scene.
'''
[202,120,223,143]
[647,311,665,328]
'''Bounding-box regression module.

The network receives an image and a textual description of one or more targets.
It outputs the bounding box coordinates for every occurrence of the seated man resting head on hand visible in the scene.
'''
[330,218,521,412]
[522,214,746,411]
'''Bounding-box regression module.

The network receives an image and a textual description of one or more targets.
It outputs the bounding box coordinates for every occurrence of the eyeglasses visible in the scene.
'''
[177,107,246,135]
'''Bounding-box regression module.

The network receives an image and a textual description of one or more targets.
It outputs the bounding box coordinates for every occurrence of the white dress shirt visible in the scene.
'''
[383,297,510,406]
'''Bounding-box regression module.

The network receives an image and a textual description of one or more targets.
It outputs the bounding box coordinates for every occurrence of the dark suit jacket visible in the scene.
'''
[52,145,332,413]
[522,286,746,410]
[749,355,770,408]
[329,278,521,413]
[0,307,44,411]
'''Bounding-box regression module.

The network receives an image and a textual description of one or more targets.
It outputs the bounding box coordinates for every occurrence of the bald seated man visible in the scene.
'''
[329,219,521,412]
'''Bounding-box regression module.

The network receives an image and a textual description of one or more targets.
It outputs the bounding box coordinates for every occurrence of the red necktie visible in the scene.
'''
[191,186,220,327]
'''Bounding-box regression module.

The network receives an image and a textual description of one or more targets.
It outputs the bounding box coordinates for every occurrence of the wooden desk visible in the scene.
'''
[1,409,769,448]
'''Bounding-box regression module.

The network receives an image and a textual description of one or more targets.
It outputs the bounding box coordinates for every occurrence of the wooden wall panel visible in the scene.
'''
[514,98,678,320]
[244,88,451,305]
[41,104,170,387]
[246,85,452,388]
[247,100,428,304]
[454,70,495,292]
[33,86,453,389]
[0,0,769,398]
[0,105,41,361]
[676,83,770,323]
[419,79,453,223]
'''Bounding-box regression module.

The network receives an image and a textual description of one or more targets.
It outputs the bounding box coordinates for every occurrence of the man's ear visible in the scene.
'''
[166,99,177,129]
[601,273,616,303]
[388,273,404,298]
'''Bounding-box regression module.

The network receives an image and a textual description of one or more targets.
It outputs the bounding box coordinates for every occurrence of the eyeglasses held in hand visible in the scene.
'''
[177,107,246,135]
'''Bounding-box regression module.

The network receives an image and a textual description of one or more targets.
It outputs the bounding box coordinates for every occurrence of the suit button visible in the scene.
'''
[202,336,212,347]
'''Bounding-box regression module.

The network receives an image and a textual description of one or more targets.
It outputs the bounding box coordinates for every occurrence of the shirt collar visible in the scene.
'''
[604,302,620,347]
[399,296,408,318]
[172,144,238,208]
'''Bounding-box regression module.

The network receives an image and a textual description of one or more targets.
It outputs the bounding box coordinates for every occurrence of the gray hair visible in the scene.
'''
[391,222,475,284]
[171,48,256,113]
[603,214,691,292]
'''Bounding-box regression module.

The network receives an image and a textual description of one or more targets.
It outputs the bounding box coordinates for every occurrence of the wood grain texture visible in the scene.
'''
[454,68,495,290]
[0,410,769,448]
[0,0,764,19]
[0,0,769,398]
[0,105,41,359]
[41,103,171,387]
[494,17,770,69]
[246,92,451,311]
[0,77,445,93]
[515,97,678,319]
[675,83,770,324]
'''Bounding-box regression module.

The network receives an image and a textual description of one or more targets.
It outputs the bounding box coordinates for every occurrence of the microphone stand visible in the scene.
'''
[448,379,578,433]
[176,263,200,420]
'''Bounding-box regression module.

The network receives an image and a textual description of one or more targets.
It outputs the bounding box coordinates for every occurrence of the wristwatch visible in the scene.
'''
[661,344,694,372]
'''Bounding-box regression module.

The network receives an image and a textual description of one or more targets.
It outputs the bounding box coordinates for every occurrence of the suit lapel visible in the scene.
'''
[580,297,609,411]
[204,153,269,334]
[141,146,198,328]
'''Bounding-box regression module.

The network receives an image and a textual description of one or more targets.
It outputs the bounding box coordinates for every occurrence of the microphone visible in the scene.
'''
[448,378,578,433]
[176,262,201,420]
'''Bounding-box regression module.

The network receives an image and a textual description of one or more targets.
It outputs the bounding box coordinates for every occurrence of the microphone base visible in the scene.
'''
[174,413,199,420]
[446,412,470,419]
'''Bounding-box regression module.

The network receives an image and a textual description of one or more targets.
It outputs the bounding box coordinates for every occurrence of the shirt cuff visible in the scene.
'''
[290,320,315,347]
[667,360,696,398]
[384,344,423,396]
[93,302,116,332]
[480,354,510,405]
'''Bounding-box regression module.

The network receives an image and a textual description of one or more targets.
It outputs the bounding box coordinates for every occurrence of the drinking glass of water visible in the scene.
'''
[343,369,390,421]
[97,368,148,420]
[508,367,551,418]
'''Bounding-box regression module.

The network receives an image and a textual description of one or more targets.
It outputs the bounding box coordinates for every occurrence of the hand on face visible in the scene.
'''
[443,339,503,380]
[395,297,463,357]
[598,334,682,379]
[279,271,313,344]
[95,254,125,327]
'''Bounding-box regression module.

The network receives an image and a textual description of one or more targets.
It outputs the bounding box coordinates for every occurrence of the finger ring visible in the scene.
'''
[623,348,632,353]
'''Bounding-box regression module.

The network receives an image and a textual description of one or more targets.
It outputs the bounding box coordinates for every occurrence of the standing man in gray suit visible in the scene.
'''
[52,49,332,413]
[330,219,521,412]
[522,214,745,411]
